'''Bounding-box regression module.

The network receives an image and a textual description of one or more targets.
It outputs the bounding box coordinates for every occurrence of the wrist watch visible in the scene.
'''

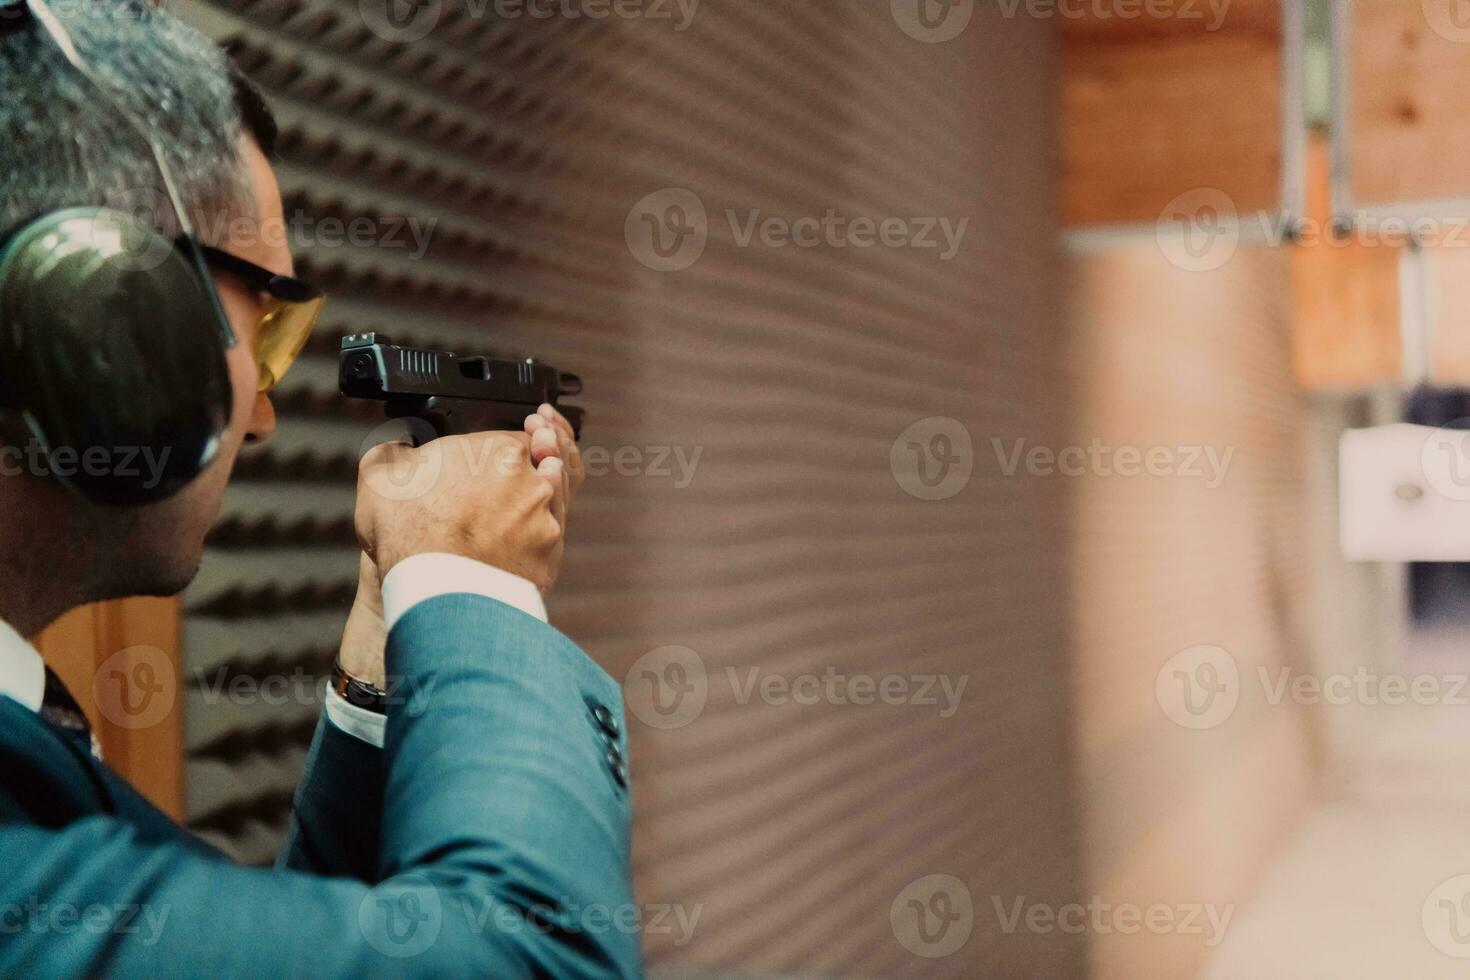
[333,660,389,715]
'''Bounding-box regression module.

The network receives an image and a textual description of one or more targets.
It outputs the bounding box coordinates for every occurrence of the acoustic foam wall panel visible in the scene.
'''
[172,1,1084,973]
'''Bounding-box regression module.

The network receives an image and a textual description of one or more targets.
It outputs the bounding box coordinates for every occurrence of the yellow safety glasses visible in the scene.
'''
[201,245,325,392]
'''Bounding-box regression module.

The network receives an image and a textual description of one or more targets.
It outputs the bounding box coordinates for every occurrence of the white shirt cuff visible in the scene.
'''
[324,687,387,747]
[381,552,547,630]
[326,553,547,749]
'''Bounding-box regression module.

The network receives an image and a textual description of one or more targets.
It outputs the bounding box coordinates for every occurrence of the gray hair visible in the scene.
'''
[0,0,258,244]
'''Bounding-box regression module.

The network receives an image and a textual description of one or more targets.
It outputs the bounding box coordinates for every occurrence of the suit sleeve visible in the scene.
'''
[275,713,385,882]
[0,594,642,979]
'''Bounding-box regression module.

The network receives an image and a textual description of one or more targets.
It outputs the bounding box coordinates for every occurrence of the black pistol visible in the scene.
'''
[339,332,584,442]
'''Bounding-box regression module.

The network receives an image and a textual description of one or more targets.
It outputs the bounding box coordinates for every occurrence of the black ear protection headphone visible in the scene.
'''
[0,0,237,505]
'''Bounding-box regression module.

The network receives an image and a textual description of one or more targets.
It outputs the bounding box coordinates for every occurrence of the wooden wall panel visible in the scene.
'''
[1291,134,1403,388]
[36,598,184,819]
[1346,0,1470,208]
[1063,0,1286,226]
[1068,241,1315,979]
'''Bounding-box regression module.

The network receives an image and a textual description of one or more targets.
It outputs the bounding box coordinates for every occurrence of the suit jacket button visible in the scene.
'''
[611,759,629,789]
[591,702,620,739]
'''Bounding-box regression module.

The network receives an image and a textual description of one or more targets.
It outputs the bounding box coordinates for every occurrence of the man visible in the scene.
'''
[0,1,640,976]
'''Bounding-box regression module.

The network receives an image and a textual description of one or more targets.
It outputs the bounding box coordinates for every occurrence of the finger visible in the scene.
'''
[530,424,560,464]
[524,412,550,436]
[538,403,582,488]
[538,403,575,443]
[538,455,567,527]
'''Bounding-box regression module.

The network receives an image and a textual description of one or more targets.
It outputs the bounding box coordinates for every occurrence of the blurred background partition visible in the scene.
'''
[1067,241,1314,979]
[169,0,1086,975]
[1326,0,1470,387]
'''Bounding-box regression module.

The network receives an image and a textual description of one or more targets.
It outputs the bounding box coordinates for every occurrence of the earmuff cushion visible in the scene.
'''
[0,207,234,504]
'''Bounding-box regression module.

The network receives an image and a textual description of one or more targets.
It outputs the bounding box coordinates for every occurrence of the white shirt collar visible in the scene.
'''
[0,617,45,713]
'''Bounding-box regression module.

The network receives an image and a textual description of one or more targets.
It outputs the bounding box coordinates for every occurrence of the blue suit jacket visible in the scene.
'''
[0,594,642,978]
